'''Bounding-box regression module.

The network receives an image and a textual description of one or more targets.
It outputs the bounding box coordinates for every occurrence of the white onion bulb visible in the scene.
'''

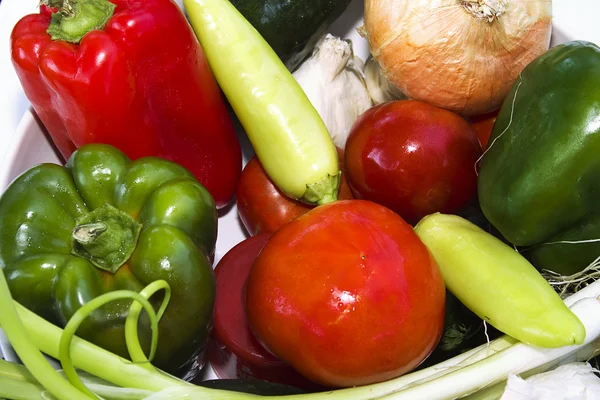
[363,0,553,116]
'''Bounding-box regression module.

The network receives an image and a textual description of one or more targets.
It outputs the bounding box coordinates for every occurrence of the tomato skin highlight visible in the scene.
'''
[237,147,354,236]
[345,100,482,225]
[245,200,446,387]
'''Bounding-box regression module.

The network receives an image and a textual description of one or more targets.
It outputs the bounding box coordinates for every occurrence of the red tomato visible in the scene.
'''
[236,147,354,236]
[345,100,482,225]
[245,200,446,388]
[470,110,499,149]
[208,233,321,390]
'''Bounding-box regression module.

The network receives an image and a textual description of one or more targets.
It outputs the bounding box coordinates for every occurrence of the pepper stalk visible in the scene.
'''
[41,0,117,44]
[71,203,142,274]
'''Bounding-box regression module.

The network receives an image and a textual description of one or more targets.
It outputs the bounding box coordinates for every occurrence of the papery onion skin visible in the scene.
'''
[364,0,552,116]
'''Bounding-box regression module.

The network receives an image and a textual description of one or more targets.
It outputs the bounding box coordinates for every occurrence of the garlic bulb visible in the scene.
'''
[363,0,552,116]
[363,56,407,105]
[293,34,373,149]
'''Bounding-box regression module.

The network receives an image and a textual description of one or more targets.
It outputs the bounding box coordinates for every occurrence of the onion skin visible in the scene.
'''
[364,0,552,116]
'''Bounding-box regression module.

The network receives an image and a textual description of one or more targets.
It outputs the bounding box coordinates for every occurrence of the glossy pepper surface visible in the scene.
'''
[10,0,242,209]
[478,41,600,276]
[0,144,217,380]
[415,213,585,349]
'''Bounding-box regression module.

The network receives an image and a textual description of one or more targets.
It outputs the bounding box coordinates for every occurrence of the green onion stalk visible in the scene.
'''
[2,259,600,399]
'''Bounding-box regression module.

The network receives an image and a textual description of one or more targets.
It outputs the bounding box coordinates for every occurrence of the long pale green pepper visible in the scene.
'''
[184,0,341,205]
[414,213,585,348]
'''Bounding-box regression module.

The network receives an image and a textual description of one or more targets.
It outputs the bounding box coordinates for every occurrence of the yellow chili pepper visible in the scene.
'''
[414,213,585,348]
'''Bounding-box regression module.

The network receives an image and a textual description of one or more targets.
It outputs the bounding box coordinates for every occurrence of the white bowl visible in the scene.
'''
[0,0,598,388]
[0,0,369,380]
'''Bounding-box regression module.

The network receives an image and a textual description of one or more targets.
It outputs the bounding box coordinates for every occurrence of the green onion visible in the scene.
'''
[378,296,600,399]
[14,300,188,394]
[124,279,171,366]
[3,281,600,399]
[0,359,49,400]
[59,289,164,398]
[0,261,88,399]
[0,359,155,400]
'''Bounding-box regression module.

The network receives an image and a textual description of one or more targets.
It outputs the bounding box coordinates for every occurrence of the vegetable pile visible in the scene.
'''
[2,0,600,399]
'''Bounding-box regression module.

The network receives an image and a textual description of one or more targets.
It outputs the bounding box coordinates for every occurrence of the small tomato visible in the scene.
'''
[345,100,482,225]
[245,200,446,388]
[237,147,354,236]
[470,110,499,149]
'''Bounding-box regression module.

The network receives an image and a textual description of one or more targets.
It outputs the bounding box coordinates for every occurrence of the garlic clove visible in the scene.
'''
[363,56,407,105]
[293,34,373,149]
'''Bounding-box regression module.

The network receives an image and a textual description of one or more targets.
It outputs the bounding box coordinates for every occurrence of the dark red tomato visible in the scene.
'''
[470,110,499,149]
[236,147,354,236]
[208,233,322,391]
[345,100,483,225]
[245,200,446,388]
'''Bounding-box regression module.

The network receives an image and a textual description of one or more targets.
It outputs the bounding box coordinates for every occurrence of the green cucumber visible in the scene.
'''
[230,0,353,71]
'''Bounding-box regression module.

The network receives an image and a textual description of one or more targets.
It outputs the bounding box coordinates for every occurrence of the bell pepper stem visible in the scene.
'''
[42,0,75,16]
[43,0,117,44]
[72,222,108,244]
[71,203,142,274]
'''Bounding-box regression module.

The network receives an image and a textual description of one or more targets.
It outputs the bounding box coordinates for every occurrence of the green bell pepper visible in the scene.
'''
[478,40,600,276]
[0,144,217,379]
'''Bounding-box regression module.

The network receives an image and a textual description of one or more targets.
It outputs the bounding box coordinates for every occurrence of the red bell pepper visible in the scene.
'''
[10,0,242,208]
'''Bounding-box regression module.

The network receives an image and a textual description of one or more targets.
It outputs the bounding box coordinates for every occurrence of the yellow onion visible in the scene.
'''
[363,0,552,116]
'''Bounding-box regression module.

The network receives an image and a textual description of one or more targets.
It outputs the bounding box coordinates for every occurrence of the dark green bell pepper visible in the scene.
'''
[0,144,217,379]
[478,40,600,276]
